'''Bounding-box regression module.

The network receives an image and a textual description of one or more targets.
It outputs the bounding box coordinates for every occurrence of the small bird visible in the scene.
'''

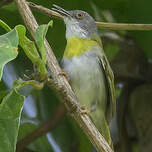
[52,5,115,148]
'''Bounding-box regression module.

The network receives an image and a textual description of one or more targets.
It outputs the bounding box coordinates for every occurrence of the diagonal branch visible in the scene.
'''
[28,2,152,31]
[16,103,67,152]
[14,0,113,152]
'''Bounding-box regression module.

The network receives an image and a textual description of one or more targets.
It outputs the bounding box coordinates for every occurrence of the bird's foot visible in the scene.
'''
[80,105,90,115]
[58,70,70,83]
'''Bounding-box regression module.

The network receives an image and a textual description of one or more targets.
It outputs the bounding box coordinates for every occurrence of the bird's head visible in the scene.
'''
[52,5,98,40]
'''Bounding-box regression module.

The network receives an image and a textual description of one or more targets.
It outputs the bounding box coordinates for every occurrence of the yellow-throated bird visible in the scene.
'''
[52,5,115,148]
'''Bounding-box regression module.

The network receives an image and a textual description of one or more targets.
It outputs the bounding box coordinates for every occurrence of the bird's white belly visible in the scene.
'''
[61,51,107,110]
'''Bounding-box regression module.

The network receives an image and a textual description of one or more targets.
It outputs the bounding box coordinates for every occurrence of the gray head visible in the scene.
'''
[52,4,98,40]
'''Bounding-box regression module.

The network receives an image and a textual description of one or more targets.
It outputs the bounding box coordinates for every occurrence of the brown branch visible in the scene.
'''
[28,2,152,31]
[27,2,63,19]
[14,0,113,152]
[16,103,66,152]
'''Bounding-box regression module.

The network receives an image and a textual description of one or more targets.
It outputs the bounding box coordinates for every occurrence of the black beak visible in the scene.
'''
[52,4,71,17]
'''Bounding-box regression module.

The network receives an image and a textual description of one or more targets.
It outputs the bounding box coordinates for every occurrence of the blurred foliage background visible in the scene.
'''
[0,0,152,152]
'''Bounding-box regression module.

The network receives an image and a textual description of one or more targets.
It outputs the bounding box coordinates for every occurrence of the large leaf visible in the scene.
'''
[0,89,24,152]
[15,25,47,77]
[15,25,40,63]
[0,78,43,152]
[0,29,18,80]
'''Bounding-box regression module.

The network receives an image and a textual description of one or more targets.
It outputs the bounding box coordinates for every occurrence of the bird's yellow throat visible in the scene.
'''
[64,37,99,59]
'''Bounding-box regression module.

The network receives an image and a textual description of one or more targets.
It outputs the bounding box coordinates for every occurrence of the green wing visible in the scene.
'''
[99,54,116,122]
[91,34,116,122]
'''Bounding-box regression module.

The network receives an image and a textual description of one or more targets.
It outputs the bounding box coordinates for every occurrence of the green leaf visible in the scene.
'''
[0,77,44,152]
[15,25,40,62]
[34,20,53,64]
[15,25,47,77]
[18,122,53,152]
[0,29,18,80]
[0,89,24,152]
[0,19,11,32]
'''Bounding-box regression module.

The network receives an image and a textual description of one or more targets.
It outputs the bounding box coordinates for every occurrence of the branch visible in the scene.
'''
[96,22,152,31]
[28,2,152,31]
[16,103,66,151]
[14,0,113,152]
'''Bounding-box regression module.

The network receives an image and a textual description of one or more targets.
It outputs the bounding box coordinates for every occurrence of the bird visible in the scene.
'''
[52,4,116,148]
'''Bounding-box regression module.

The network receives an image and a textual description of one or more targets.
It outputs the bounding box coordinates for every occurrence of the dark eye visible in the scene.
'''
[76,12,84,19]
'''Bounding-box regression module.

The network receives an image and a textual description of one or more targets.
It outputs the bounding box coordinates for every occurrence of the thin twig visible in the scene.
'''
[96,22,152,31]
[14,0,113,152]
[16,103,66,152]
[27,2,63,19]
[28,2,152,31]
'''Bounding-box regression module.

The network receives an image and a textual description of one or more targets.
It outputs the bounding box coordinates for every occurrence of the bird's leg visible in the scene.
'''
[58,69,70,83]
[80,105,90,115]
[80,101,98,114]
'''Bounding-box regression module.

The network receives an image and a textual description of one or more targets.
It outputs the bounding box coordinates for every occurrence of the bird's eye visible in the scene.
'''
[76,12,84,19]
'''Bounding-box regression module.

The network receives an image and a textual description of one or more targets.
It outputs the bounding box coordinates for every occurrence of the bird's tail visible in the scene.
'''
[90,112,113,149]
